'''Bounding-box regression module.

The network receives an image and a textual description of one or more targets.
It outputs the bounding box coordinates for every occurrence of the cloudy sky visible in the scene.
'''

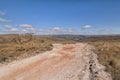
[0,0,120,35]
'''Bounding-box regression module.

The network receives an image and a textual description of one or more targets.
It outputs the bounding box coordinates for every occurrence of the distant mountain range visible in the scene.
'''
[49,34,120,41]
[0,34,120,42]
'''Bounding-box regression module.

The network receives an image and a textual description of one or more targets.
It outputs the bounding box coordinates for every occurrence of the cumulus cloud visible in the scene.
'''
[47,27,76,34]
[82,25,93,29]
[0,18,11,22]
[0,11,5,16]
[3,25,20,33]
[19,24,35,30]
[43,27,64,34]
[2,24,77,35]
[52,27,62,31]
[2,24,35,34]
[1,28,19,34]
[20,24,33,28]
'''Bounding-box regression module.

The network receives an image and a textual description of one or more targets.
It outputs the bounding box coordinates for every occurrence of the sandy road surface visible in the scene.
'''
[0,43,112,80]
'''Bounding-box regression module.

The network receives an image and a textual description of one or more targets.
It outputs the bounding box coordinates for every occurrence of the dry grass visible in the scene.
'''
[0,36,52,63]
[0,34,75,63]
[76,36,120,80]
[88,41,120,80]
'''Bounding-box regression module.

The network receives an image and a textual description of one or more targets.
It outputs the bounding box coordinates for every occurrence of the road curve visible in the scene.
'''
[0,43,112,80]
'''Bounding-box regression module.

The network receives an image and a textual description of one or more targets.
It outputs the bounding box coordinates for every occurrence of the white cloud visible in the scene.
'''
[2,24,35,34]
[2,24,77,35]
[47,27,77,34]
[0,18,11,22]
[27,27,35,30]
[20,29,29,33]
[3,25,19,32]
[67,28,74,33]
[20,24,35,30]
[82,25,93,29]
[52,27,60,31]
[9,28,19,32]
[4,25,13,28]
[21,29,27,32]
[0,11,5,16]
[20,24,33,28]
[51,27,64,32]
[43,27,64,34]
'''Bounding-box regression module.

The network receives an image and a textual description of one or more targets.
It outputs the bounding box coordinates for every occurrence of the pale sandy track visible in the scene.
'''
[0,43,112,80]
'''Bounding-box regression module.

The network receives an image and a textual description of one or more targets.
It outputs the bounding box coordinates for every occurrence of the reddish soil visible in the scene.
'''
[0,43,112,80]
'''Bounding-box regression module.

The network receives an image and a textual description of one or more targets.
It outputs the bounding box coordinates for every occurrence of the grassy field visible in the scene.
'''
[0,34,74,63]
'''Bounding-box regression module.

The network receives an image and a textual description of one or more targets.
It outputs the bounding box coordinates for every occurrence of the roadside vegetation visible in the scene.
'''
[0,34,74,63]
[90,42,120,80]
[77,36,120,80]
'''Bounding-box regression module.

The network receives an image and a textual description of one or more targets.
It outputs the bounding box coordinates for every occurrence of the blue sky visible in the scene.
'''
[0,0,120,35]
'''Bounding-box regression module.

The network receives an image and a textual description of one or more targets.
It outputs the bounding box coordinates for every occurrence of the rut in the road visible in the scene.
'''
[88,47,112,80]
[0,43,112,80]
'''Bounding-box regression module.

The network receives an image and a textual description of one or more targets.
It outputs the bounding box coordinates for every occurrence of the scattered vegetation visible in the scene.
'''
[89,42,120,80]
[0,34,74,63]
[76,36,120,80]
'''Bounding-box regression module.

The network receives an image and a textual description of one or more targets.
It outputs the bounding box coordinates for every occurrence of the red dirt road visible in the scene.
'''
[0,43,112,80]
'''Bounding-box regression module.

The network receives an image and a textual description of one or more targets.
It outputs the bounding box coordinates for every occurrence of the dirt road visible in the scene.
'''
[0,43,112,80]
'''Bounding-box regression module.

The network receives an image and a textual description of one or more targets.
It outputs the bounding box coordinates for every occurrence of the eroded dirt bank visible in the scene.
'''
[0,43,112,80]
